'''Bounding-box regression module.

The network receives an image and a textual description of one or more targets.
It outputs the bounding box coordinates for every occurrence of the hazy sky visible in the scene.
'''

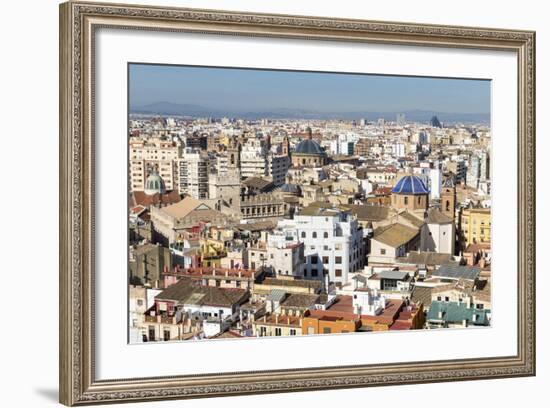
[129,63,490,114]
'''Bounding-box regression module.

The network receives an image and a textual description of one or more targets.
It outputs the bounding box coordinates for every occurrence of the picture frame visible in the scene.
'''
[59,1,536,405]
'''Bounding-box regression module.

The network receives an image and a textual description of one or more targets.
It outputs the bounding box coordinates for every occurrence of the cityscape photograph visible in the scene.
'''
[128,64,492,343]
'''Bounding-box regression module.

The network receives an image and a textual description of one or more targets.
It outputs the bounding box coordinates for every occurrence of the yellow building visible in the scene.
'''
[200,239,227,268]
[459,208,491,248]
[252,314,302,337]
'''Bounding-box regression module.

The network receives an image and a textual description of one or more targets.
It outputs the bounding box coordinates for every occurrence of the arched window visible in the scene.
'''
[324,232,328,238]
[446,200,450,212]
[418,196,421,204]
[301,231,306,238]
[404,196,409,205]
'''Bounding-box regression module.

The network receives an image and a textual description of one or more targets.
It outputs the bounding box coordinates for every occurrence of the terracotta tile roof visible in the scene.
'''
[281,293,320,308]
[160,196,213,218]
[210,330,243,339]
[342,204,392,222]
[165,266,258,279]
[411,286,433,307]
[309,295,404,325]
[373,223,419,248]
[397,251,455,266]
[129,190,181,208]
[261,278,323,290]
[398,211,424,228]
[426,209,453,224]
[243,177,274,190]
[156,278,248,307]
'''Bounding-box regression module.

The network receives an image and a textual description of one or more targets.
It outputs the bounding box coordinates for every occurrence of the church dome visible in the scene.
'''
[294,139,326,156]
[144,172,166,195]
[391,175,429,195]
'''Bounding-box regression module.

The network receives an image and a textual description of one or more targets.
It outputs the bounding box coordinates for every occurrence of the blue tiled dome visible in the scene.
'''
[391,175,429,195]
[294,139,326,156]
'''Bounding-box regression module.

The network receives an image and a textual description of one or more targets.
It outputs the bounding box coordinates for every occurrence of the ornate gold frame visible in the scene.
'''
[59,1,536,405]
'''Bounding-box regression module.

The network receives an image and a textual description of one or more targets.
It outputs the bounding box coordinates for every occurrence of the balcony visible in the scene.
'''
[144,313,176,324]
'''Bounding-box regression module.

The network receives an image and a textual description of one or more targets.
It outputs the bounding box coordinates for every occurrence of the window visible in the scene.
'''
[444,296,450,302]
[163,330,170,341]
[476,304,484,310]
[324,232,329,238]
[437,296,442,301]
[312,232,317,238]
[322,256,329,264]
[341,330,349,333]
[323,327,331,334]
[335,256,342,264]
[404,196,409,205]
[290,329,296,336]
[275,328,282,336]
[380,249,386,255]
[301,231,306,238]
[137,299,143,306]
[311,268,318,277]
[335,269,342,277]
[418,196,421,204]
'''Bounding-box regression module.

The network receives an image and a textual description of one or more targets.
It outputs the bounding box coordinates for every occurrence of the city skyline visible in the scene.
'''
[129,63,491,118]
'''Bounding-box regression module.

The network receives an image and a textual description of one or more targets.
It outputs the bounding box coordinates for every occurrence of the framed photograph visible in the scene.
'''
[59,1,536,405]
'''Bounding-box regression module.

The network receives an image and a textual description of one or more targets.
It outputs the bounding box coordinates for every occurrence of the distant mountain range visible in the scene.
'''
[130,101,490,124]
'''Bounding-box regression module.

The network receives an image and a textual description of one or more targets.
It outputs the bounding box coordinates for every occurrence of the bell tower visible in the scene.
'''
[441,178,456,221]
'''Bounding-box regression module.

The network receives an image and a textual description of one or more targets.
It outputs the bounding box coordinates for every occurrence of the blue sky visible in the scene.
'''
[129,63,490,114]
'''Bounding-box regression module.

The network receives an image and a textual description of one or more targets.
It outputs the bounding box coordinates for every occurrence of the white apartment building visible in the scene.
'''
[267,153,290,186]
[393,142,406,158]
[178,149,209,199]
[466,150,489,189]
[129,137,181,192]
[266,230,305,277]
[240,138,268,179]
[411,162,442,200]
[274,205,364,286]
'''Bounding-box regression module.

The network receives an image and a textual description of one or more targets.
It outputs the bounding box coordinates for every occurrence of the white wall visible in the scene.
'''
[0,0,547,407]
